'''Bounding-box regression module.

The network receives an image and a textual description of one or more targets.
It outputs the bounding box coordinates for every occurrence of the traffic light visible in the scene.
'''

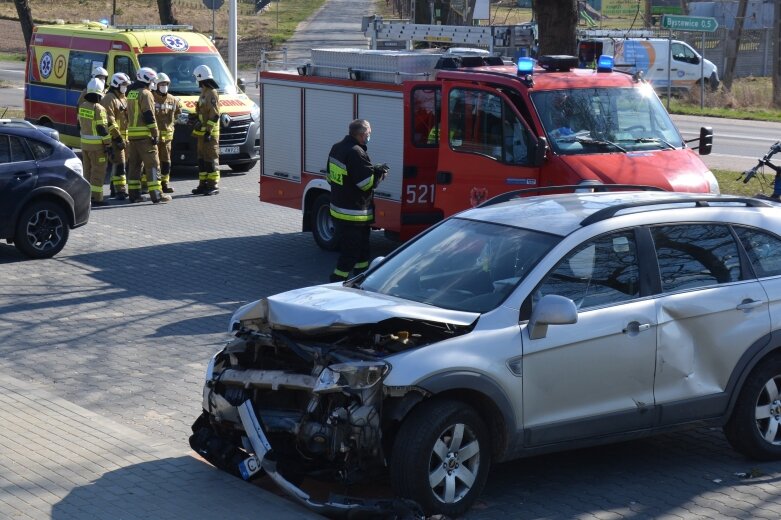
[255,0,272,12]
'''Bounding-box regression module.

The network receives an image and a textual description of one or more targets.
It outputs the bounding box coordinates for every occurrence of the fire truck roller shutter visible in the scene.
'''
[262,84,301,182]
[304,89,353,175]
[357,93,403,203]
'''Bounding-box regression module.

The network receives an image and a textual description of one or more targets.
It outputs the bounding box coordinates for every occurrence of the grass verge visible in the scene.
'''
[0,51,24,62]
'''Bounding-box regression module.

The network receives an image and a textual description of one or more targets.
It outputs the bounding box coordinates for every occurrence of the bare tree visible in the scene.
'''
[14,0,34,48]
[723,0,749,91]
[773,0,781,107]
[534,0,578,56]
[157,0,180,25]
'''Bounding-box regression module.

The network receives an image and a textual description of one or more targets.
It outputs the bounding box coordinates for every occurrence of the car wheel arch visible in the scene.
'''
[410,371,516,461]
[724,329,781,420]
[14,188,76,229]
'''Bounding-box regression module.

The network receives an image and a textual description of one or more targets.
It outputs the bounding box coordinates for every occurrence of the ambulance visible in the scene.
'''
[24,22,260,172]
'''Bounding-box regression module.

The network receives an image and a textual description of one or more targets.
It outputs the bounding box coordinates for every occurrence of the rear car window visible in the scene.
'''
[735,227,781,278]
[27,138,54,160]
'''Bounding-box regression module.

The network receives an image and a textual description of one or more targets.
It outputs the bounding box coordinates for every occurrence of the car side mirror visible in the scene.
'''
[527,294,577,340]
[532,137,548,166]
[698,126,713,156]
[237,78,247,93]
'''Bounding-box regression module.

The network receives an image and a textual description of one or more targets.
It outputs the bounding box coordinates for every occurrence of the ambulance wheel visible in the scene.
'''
[311,193,339,251]
[227,161,255,173]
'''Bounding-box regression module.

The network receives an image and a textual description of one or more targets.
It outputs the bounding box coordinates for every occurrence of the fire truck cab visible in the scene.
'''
[259,47,716,250]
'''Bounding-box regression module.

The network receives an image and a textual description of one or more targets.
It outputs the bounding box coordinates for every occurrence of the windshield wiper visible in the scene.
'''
[560,135,627,153]
[632,137,677,150]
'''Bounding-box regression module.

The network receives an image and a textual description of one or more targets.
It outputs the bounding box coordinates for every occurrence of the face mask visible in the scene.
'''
[159,85,168,94]
[365,134,371,143]
[120,85,127,94]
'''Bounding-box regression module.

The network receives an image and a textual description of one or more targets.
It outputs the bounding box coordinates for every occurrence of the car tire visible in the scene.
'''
[724,355,781,461]
[709,73,720,92]
[227,161,255,173]
[14,200,70,259]
[390,399,491,517]
[311,193,339,251]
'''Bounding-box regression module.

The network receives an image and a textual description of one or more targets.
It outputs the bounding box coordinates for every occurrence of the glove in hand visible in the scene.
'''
[113,137,125,150]
[150,136,159,146]
[204,131,212,142]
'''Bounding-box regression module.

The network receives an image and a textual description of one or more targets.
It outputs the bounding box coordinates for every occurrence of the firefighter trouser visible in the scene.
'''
[83,149,107,202]
[127,138,161,197]
[157,140,172,183]
[196,136,220,187]
[332,220,370,281]
[106,142,127,194]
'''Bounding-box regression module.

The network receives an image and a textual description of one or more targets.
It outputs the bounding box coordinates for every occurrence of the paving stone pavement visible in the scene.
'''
[2,167,781,519]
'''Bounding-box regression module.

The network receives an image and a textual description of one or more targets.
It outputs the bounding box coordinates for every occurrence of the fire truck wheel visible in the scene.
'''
[311,193,339,251]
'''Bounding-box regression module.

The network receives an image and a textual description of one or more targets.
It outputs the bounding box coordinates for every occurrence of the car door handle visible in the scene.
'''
[14,172,33,179]
[737,299,764,310]
[623,321,651,334]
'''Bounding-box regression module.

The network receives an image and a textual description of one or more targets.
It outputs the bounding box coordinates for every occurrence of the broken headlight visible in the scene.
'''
[313,361,390,394]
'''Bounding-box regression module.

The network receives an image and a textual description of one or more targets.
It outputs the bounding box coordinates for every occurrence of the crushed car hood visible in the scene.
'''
[263,284,479,333]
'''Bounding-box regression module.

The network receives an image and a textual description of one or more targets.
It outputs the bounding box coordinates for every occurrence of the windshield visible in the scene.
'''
[138,53,237,96]
[360,218,559,313]
[531,85,683,155]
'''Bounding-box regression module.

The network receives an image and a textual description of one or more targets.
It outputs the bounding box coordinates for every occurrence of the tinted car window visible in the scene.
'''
[27,138,54,160]
[534,230,640,310]
[0,134,9,162]
[10,136,33,162]
[652,224,741,292]
[735,227,781,278]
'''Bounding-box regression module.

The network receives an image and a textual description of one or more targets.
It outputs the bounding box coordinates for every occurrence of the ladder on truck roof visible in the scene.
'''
[578,29,657,40]
[362,15,536,55]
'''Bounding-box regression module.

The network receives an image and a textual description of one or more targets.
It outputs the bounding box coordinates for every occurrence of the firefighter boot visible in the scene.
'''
[113,163,128,201]
[161,162,174,193]
[128,189,145,203]
[150,191,172,204]
[141,173,149,194]
[202,180,219,196]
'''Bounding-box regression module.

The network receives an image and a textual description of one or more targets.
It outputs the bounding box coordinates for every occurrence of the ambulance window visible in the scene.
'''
[114,56,136,79]
[412,87,441,147]
[68,52,107,90]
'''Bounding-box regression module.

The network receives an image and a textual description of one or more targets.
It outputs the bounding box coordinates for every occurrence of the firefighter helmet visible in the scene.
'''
[92,66,108,79]
[86,78,105,97]
[110,72,131,89]
[136,67,157,84]
[155,72,171,85]
[193,65,214,82]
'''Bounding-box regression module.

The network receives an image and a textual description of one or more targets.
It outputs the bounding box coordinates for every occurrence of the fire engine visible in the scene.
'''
[258,21,716,250]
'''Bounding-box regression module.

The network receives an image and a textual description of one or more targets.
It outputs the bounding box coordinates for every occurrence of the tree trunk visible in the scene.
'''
[535,0,578,56]
[157,0,179,25]
[723,0,749,91]
[773,0,781,107]
[14,0,34,48]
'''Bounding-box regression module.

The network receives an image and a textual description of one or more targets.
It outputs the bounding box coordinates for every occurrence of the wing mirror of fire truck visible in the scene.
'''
[532,137,548,166]
[237,78,246,93]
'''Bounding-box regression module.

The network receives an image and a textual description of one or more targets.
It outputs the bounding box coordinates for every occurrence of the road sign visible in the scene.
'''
[202,0,224,10]
[661,14,718,33]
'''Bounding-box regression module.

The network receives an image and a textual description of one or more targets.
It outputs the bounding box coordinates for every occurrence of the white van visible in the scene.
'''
[578,36,719,93]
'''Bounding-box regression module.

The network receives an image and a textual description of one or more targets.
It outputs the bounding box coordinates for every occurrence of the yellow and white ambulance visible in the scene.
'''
[25,22,260,172]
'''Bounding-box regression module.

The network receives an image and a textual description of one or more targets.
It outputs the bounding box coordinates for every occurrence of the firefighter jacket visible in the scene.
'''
[327,135,380,224]
[126,82,158,141]
[192,85,220,139]
[153,91,181,142]
[78,99,110,151]
[100,88,128,141]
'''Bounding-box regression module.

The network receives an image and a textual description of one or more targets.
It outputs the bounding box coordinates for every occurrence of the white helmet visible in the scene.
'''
[136,67,157,84]
[110,72,131,89]
[193,64,213,82]
[92,66,108,79]
[86,78,105,97]
[155,72,171,85]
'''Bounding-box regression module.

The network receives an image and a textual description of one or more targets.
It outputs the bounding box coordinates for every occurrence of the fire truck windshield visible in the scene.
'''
[531,85,683,155]
[138,53,237,96]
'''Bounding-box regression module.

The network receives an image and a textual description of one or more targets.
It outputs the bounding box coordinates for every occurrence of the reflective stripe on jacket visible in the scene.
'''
[193,86,220,138]
[327,135,377,223]
[153,91,181,142]
[126,84,158,140]
[78,101,110,151]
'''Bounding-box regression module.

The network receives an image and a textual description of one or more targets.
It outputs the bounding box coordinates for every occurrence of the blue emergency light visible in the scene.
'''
[597,55,614,73]
[517,57,535,75]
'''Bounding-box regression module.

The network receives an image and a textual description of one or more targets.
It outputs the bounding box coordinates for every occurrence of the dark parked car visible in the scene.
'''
[0,119,90,259]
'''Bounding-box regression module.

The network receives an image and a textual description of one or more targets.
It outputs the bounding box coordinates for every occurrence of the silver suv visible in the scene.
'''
[191,190,781,517]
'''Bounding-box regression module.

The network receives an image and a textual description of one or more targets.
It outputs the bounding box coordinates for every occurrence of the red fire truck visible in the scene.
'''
[258,35,715,250]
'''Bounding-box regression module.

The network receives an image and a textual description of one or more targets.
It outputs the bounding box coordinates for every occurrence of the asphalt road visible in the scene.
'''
[0,59,24,111]
[3,167,781,519]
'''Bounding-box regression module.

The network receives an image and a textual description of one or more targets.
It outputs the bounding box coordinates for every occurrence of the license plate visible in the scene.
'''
[220,146,240,155]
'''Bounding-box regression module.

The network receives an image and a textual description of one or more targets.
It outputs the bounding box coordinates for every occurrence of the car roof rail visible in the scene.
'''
[580,196,773,227]
[478,184,665,208]
[0,118,37,129]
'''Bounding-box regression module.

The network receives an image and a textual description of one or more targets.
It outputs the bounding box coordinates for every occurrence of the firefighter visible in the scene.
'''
[126,67,170,204]
[78,78,111,206]
[101,72,131,200]
[152,72,181,194]
[190,64,221,196]
[326,119,389,282]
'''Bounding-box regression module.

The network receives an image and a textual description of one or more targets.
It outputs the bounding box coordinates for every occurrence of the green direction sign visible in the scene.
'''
[661,14,719,33]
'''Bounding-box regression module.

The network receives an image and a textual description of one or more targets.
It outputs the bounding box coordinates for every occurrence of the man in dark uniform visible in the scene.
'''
[327,119,389,282]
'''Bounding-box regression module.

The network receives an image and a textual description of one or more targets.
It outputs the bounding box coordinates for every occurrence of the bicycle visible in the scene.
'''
[740,141,781,200]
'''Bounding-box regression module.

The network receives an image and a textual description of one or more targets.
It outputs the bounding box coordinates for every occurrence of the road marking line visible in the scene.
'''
[0,69,24,74]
